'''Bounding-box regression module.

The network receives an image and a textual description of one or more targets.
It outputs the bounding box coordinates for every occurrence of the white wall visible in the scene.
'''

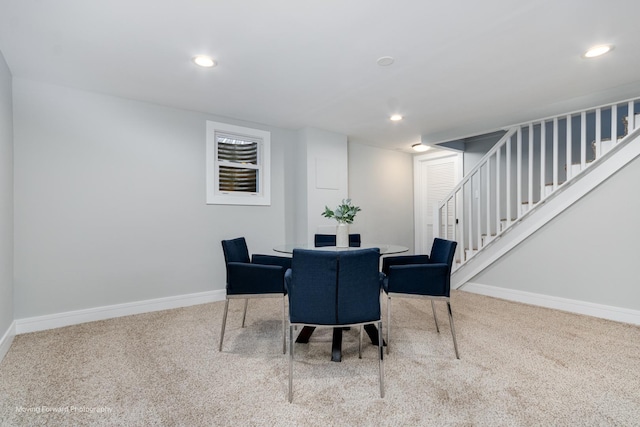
[471,154,640,311]
[0,51,14,342]
[348,142,414,251]
[295,127,349,245]
[13,78,296,319]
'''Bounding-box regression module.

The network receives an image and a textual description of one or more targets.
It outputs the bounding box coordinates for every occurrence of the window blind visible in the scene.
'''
[216,133,260,193]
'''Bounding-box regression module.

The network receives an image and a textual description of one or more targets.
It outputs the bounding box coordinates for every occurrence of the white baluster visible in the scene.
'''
[612,104,617,146]
[466,180,473,258]
[496,148,501,234]
[553,117,559,189]
[566,114,572,180]
[506,136,511,227]
[528,123,534,208]
[486,155,491,243]
[540,121,546,200]
[581,111,586,169]
[476,171,481,250]
[516,128,522,217]
[595,108,601,159]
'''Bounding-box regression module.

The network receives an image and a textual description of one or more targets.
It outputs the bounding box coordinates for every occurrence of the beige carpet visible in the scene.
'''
[1,290,639,426]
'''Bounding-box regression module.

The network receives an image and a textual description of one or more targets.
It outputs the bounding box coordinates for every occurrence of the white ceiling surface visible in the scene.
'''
[2,0,640,152]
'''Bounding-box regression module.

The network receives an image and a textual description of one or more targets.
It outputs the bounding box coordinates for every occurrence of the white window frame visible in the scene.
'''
[206,121,271,205]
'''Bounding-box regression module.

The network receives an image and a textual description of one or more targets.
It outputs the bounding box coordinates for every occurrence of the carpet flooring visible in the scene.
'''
[1,290,639,426]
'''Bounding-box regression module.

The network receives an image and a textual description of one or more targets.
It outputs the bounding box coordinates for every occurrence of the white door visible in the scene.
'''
[414,151,463,254]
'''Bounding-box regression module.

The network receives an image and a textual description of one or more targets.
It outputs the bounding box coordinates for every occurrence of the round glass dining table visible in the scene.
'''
[274,242,408,362]
[273,243,408,255]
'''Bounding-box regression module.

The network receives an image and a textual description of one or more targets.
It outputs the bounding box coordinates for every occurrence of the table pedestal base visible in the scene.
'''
[295,325,385,362]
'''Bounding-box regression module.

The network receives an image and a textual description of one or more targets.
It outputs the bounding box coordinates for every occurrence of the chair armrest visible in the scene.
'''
[284,268,293,294]
[252,254,292,271]
[381,254,430,275]
[227,262,285,295]
[385,263,450,297]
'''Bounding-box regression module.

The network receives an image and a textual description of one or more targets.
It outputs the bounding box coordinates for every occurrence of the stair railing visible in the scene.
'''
[435,97,640,271]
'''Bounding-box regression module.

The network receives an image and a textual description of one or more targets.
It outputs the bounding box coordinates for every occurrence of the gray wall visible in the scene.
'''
[348,142,414,252]
[0,51,13,337]
[13,78,296,318]
[10,77,414,321]
[472,154,640,311]
[463,131,505,175]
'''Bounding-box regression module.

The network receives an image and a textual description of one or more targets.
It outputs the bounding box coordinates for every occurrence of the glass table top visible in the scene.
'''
[273,243,409,255]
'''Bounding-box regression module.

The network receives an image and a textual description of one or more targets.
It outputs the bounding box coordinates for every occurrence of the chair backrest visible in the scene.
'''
[429,238,457,273]
[336,248,380,324]
[221,237,251,264]
[314,234,336,247]
[288,248,381,325]
[313,233,361,247]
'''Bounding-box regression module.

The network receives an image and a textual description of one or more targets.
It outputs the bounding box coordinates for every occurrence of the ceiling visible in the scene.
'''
[2,0,640,153]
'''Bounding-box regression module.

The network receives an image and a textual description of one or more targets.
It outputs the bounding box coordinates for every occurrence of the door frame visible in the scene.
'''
[413,150,463,254]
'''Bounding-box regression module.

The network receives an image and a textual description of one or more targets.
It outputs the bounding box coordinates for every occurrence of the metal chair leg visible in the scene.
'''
[386,296,391,354]
[431,300,440,333]
[378,320,385,398]
[359,326,363,359]
[241,298,249,327]
[447,301,460,359]
[288,325,294,403]
[219,299,229,351]
[282,297,287,354]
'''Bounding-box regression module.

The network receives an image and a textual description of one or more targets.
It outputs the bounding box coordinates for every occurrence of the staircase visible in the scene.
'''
[434,98,640,289]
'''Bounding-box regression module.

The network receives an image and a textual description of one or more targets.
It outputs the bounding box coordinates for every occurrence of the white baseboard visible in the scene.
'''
[0,321,16,363]
[15,290,226,335]
[463,282,640,326]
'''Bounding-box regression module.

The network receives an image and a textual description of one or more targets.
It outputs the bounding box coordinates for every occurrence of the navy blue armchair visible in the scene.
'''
[220,237,292,353]
[285,248,384,402]
[382,238,459,359]
[314,233,361,247]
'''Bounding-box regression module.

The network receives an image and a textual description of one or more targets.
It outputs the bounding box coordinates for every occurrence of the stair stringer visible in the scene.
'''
[452,127,640,290]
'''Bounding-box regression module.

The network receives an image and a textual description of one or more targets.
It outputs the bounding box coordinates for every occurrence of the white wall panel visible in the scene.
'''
[296,127,348,245]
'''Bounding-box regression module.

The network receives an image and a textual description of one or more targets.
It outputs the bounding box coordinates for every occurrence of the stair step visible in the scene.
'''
[481,234,497,246]
[569,159,595,166]
[464,248,477,260]
[592,138,616,157]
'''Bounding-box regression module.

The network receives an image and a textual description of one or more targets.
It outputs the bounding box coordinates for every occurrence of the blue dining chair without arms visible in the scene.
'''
[314,233,361,247]
[285,248,384,402]
[382,238,459,359]
[220,237,292,354]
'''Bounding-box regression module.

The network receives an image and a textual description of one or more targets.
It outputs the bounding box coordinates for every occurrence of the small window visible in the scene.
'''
[206,121,271,205]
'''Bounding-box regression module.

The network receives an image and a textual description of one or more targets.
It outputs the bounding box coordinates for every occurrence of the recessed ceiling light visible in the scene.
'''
[192,55,217,67]
[412,143,430,152]
[390,114,403,121]
[377,56,395,66]
[583,45,613,58]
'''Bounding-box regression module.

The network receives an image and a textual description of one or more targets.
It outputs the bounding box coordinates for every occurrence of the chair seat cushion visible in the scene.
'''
[381,254,430,275]
[227,262,285,295]
[384,263,450,297]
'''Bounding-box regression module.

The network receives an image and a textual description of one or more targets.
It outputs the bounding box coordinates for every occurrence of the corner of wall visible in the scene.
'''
[0,321,16,364]
[0,47,15,360]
